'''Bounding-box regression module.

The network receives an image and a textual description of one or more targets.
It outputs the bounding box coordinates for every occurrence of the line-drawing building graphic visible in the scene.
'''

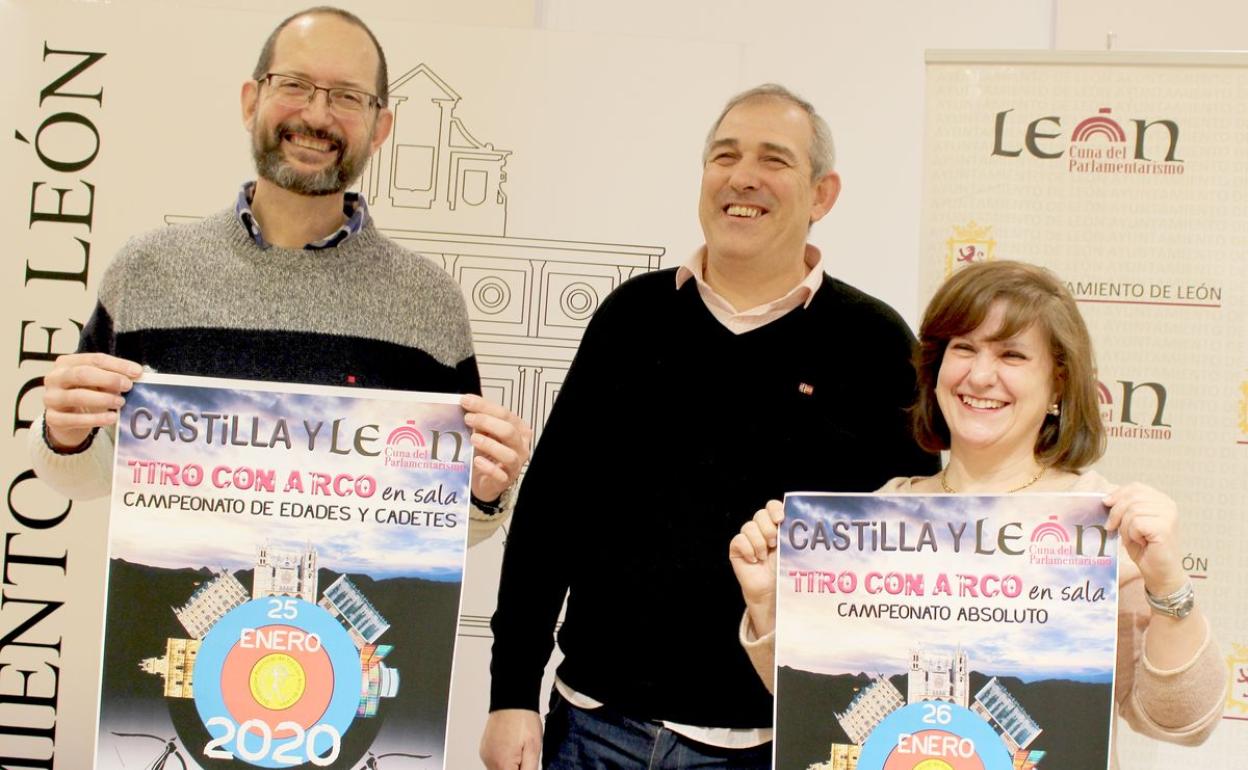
[363,64,665,450]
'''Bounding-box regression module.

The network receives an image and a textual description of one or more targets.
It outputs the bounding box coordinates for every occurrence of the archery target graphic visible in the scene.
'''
[194,598,360,768]
[858,703,1013,770]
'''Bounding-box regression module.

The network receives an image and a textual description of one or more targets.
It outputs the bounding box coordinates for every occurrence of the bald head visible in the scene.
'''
[252,6,389,105]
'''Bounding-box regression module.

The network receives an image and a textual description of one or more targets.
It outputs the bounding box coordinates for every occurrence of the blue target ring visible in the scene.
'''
[857,702,1014,770]
[194,598,360,768]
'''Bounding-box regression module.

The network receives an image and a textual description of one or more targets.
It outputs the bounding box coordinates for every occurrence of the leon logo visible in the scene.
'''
[384,420,466,468]
[1098,378,1173,441]
[1227,643,1248,717]
[993,106,1184,176]
[1030,515,1070,545]
[387,420,428,450]
[1027,515,1111,567]
[1238,378,1248,445]
[944,221,996,277]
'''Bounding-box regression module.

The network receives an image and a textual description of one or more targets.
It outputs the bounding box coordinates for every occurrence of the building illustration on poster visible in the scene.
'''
[254,542,318,602]
[174,571,249,639]
[140,638,201,698]
[817,646,1044,770]
[137,543,401,711]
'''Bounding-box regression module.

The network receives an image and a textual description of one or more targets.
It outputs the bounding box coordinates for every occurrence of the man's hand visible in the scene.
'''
[460,394,532,505]
[480,708,542,770]
[728,499,786,638]
[42,353,143,450]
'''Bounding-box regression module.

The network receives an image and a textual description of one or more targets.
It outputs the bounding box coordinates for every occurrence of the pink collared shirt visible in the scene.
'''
[675,245,825,334]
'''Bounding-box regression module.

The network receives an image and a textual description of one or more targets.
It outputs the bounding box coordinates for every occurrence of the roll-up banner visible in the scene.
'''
[921,50,1248,768]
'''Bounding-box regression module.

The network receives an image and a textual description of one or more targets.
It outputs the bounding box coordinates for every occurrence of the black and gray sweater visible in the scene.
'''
[31,208,481,500]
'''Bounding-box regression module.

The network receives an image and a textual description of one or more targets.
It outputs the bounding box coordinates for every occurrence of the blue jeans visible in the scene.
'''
[541,690,773,770]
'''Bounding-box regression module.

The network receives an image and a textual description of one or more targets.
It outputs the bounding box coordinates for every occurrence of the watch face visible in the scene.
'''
[1173,595,1195,618]
[1148,583,1195,618]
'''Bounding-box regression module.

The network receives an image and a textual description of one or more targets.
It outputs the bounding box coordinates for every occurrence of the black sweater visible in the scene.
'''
[489,268,938,727]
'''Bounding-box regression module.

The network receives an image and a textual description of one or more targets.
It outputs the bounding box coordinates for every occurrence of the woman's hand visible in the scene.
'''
[1104,482,1187,596]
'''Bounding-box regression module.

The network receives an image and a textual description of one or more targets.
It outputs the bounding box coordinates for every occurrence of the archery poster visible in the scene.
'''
[774,493,1118,770]
[96,373,472,770]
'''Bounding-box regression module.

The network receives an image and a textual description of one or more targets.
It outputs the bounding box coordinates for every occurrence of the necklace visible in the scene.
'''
[939,466,1045,494]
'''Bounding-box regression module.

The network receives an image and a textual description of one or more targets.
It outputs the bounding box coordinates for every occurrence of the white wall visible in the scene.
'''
[536,0,1056,327]
[1056,0,1248,50]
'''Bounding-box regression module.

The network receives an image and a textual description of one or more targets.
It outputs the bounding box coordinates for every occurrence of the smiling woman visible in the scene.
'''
[729,260,1228,770]
[912,260,1105,488]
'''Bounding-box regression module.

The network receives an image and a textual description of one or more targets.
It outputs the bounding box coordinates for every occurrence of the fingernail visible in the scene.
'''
[471,434,484,446]
[114,397,126,409]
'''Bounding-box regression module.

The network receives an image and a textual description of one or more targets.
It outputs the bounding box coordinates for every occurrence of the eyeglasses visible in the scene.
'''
[259,73,382,115]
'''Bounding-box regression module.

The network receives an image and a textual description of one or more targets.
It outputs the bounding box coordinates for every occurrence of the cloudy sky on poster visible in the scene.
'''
[108,379,471,580]
[778,493,1118,682]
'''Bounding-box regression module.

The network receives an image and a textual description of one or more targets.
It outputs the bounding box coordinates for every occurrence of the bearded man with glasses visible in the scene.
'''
[32,6,531,544]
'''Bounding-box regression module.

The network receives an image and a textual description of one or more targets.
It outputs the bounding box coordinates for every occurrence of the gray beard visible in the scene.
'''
[252,125,362,196]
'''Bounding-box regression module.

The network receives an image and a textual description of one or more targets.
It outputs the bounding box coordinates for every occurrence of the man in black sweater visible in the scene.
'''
[481,84,938,770]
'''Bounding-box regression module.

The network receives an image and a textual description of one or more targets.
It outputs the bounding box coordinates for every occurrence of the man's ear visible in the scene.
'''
[809,171,842,225]
[241,79,260,131]
[369,107,394,154]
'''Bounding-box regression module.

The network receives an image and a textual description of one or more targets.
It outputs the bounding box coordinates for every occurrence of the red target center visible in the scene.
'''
[218,623,338,735]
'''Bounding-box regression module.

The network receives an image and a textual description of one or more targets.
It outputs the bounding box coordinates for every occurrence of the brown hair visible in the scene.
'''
[252,6,389,106]
[912,260,1105,471]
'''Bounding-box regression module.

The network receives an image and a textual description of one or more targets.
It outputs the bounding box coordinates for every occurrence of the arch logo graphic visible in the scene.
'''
[383,420,467,470]
[1026,515,1112,568]
[993,106,1185,176]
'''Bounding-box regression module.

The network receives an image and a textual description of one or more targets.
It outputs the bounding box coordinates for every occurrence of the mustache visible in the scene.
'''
[275,121,345,152]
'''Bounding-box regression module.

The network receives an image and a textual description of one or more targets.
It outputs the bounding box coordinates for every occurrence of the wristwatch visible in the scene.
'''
[471,492,506,517]
[1145,580,1196,619]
